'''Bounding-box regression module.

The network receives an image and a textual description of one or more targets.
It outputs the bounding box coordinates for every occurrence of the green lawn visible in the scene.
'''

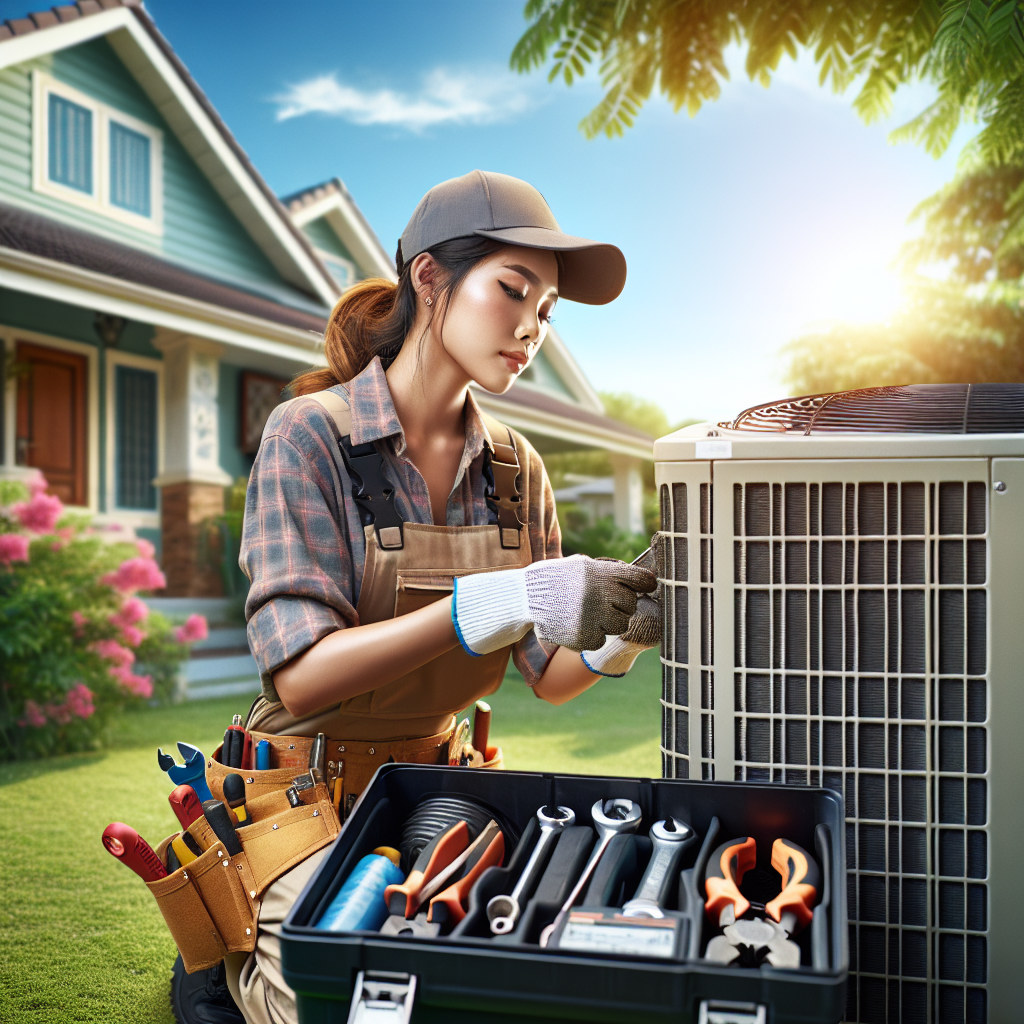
[0,651,661,1023]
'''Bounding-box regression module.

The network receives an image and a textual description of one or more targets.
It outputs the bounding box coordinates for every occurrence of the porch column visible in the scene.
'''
[610,453,644,535]
[153,334,232,597]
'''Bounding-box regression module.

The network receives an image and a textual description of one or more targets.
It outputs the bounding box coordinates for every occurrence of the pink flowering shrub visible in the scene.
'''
[0,475,206,761]
[174,614,209,644]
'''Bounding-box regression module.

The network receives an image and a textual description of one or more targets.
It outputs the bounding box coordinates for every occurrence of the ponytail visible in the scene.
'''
[291,236,505,396]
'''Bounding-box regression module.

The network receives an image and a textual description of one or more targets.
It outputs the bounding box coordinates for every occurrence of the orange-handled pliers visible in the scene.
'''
[427,825,505,927]
[704,836,756,927]
[704,837,820,970]
[384,820,469,919]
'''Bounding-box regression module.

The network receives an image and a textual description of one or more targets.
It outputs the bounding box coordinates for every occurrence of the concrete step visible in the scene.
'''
[143,599,259,700]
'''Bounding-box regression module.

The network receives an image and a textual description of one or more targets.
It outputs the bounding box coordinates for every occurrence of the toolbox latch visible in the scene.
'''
[346,971,417,1024]
[698,1000,767,1024]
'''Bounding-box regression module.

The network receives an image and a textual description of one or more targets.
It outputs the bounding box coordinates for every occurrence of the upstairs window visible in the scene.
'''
[34,73,163,234]
[48,94,93,194]
[318,252,355,292]
[109,122,151,217]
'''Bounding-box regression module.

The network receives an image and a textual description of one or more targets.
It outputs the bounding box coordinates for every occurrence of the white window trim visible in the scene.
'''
[0,327,100,515]
[315,248,355,291]
[33,71,164,236]
[105,348,164,528]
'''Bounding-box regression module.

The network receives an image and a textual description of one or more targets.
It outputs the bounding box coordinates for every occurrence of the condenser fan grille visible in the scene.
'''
[722,383,1024,434]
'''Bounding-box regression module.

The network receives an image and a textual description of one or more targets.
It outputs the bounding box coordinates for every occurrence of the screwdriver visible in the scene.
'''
[102,823,167,883]
[223,773,249,825]
[170,833,199,866]
[765,838,820,934]
[202,799,244,857]
[256,739,271,771]
[168,784,204,830]
[704,836,756,927]
[472,701,491,760]
[223,715,245,768]
[202,798,244,851]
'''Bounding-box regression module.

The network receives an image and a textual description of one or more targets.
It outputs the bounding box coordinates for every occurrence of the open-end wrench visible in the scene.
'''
[487,805,575,935]
[621,817,698,918]
[157,741,213,804]
[539,798,642,947]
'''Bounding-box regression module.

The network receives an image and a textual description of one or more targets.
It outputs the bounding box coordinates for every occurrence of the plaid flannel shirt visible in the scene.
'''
[242,357,562,701]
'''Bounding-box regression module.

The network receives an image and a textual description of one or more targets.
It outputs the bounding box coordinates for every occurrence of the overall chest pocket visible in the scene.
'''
[368,572,508,716]
[391,573,454,617]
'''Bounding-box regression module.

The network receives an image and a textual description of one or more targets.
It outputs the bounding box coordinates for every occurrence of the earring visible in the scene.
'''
[425,296,433,307]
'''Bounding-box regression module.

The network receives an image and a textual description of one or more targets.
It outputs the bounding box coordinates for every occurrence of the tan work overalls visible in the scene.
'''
[239,389,532,815]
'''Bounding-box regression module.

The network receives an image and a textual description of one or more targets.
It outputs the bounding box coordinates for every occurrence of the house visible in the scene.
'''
[0,0,653,617]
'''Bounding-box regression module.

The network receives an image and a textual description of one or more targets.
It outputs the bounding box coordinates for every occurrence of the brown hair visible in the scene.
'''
[291,236,505,396]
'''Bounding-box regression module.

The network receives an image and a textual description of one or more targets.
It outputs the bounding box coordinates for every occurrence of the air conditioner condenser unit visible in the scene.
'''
[654,384,1024,1024]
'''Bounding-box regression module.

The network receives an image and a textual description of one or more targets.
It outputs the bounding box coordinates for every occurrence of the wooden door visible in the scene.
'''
[15,342,88,506]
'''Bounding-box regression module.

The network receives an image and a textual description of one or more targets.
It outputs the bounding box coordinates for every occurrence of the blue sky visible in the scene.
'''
[4,0,972,423]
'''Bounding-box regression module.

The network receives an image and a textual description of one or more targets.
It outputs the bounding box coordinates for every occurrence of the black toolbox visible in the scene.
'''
[281,765,848,1023]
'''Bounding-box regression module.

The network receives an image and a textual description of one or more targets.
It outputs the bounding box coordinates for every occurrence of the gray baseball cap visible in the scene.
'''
[399,170,626,305]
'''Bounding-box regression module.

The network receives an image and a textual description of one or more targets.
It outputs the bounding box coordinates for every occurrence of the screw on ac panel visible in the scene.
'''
[994,480,1007,492]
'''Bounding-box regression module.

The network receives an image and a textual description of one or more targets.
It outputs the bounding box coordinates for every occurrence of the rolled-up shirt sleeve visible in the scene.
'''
[241,412,360,701]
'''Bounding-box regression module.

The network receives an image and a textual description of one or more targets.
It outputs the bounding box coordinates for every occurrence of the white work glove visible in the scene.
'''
[452,554,656,655]
[581,591,662,677]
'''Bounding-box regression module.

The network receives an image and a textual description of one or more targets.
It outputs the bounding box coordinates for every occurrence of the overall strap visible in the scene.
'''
[307,390,405,550]
[479,412,525,550]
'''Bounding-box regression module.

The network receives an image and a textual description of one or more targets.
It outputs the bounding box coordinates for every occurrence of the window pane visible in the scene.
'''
[48,94,92,193]
[115,366,158,510]
[324,257,351,290]
[109,121,151,217]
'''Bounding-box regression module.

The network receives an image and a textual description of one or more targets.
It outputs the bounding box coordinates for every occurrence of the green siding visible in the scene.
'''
[302,215,355,261]
[0,38,307,301]
[518,349,573,398]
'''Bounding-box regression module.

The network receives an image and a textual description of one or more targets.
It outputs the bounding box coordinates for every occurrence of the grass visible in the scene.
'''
[0,651,661,1023]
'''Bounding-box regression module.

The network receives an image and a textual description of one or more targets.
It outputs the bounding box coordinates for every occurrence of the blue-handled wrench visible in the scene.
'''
[157,741,213,804]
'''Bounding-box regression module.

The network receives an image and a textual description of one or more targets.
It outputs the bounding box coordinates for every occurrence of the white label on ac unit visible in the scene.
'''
[694,440,733,460]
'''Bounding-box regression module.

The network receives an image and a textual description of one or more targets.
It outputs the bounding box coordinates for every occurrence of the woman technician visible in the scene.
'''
[224,171,660,1024]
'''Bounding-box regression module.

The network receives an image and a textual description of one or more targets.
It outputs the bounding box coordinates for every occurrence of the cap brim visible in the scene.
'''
[474,226,626,305]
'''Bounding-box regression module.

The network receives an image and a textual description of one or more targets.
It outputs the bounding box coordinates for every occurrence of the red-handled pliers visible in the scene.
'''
[704,837,820,969]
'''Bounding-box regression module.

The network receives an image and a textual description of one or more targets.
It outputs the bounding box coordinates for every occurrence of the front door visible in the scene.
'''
[15,342,88,506]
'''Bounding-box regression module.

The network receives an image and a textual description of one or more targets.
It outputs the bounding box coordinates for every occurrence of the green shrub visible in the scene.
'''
[560,511,650,561]
[0,475,206,761]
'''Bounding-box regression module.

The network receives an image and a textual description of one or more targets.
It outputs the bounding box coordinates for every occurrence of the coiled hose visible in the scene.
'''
[399,796,520,872]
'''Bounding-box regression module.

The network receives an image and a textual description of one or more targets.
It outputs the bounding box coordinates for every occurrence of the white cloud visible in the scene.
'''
[274,67,533,130]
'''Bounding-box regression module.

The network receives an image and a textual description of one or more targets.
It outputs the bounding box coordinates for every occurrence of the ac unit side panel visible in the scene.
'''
[986,459,1024,1021]
[655,460,711,782]
[683,456,993,1024]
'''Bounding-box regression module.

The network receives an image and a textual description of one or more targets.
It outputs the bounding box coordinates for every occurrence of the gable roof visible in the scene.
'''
[284,178,396,283]
[0,0,339,307]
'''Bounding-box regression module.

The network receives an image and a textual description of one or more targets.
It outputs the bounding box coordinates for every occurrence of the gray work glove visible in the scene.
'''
[581,590,662,677]
[452,554,656,655]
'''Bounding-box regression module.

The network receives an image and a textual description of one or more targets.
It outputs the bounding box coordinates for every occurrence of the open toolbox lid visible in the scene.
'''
[281,765,848,1024]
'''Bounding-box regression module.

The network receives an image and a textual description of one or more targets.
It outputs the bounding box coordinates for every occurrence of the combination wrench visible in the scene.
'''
[539,798,642,947]
[487,805,575,935]
[621,817,698,918]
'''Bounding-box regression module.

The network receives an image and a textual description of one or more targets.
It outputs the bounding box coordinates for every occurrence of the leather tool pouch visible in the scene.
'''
[147,782,339,973]
[206,732,315,803]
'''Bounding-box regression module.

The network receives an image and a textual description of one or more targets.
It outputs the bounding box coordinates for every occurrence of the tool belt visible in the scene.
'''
[151,722,503,973]
[146,780,339,973]
[205,720,503,812]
